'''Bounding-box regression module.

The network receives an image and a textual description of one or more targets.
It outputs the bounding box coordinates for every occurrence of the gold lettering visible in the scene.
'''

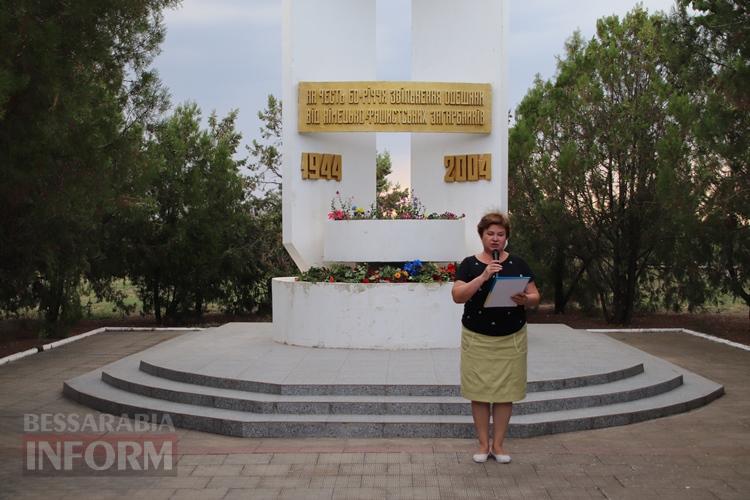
[455,156,467,181]
[301,152,309,179]
[320,154,332,178]
[308,153,320,179]
[298,82,491,133]
[479,154,491,180]
[467,155,479,181]
[443,154,492,182]
[444,156,455,182]
[331,155,342,181]
[301,153,343,181]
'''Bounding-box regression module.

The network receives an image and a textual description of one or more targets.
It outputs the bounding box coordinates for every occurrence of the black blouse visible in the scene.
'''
[455,254,535,336]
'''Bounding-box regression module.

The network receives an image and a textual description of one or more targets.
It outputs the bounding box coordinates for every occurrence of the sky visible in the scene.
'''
[154,0,678,187]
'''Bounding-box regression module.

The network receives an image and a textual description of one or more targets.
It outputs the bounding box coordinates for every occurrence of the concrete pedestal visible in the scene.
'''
[272,277,462,349]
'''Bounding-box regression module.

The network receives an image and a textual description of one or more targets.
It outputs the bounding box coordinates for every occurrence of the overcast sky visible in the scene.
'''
[154,0,677,186]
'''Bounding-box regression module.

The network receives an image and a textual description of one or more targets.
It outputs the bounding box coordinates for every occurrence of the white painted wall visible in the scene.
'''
[411,0,508,256]
[282,0,377,270]
[276,0,507,350]
[323,219,466,262]
[282,0,506,268]
[273,278,463,348]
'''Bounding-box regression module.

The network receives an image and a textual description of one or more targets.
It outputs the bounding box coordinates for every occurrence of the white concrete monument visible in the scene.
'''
[273,0,508,348]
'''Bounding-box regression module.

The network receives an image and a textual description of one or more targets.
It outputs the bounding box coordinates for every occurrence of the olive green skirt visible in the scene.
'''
[460,325,528,403]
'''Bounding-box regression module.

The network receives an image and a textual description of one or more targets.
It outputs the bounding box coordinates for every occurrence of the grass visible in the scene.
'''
[80,279,226,320]
[82,279,142,319]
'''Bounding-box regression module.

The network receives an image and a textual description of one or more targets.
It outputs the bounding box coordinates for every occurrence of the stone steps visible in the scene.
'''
[97,357,683,417]
[62,323,725,438]
[64,369,722,438]
[137,359,646,396]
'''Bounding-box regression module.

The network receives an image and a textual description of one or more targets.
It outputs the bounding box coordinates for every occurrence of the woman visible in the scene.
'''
[452,212,540,463]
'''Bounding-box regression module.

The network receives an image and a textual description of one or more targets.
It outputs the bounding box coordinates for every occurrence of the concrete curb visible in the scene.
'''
[0,327,203,367]
[587,327,750,351]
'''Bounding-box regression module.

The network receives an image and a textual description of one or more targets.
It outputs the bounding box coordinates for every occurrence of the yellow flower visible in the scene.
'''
[356,207,365,214]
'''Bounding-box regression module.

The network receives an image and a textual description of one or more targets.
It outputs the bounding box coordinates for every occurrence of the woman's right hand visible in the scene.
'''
[482,261,502,281]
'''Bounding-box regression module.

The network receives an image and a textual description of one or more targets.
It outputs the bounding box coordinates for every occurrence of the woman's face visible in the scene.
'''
[481,224,507,254]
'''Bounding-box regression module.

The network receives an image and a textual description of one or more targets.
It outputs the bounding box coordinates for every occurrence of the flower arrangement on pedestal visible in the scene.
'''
[328,191,464,221]
[298,260,457,284]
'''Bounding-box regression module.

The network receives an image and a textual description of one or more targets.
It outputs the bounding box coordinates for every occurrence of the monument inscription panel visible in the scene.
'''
[298,81,492,133]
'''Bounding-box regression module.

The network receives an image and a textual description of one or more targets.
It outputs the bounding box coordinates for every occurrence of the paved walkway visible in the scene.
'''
[0,328,748,499]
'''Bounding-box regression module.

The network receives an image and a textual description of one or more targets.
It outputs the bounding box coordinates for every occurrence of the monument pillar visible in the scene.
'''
[275,0,508,348]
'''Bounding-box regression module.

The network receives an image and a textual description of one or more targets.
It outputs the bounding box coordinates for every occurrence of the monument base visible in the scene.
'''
[271,277,462,349]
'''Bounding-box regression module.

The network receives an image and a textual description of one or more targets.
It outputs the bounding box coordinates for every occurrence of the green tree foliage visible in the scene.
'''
[510,66,596,315]
[669,1,749,316]
[376,150,394,195]
[375,150,411,214]
[0,0,179,333]
[115,103,249,322]
[239,95,296,312]
[511,8,714,323]
[246,95,282,194]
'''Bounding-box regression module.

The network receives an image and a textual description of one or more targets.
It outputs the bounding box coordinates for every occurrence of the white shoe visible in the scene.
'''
[491,451,511,463]
[472,452,490,463]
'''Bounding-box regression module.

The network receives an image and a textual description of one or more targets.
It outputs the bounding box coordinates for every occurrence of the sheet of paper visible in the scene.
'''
[483,276,531,308]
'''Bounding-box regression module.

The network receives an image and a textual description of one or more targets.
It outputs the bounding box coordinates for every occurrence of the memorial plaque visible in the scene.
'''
[298,81,491,134]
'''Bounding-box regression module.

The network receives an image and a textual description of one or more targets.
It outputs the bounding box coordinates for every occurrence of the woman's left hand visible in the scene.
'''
[511,292,528,306]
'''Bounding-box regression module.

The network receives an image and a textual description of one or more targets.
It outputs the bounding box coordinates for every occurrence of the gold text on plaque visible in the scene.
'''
[444,154,491,182]
[301,153,342,181]
[299,82,491,134]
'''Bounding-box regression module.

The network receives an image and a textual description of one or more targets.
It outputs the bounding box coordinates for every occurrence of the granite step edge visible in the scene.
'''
[139,358,645,396]
[509,373,725,437]
[64,369,722,438]
[102,363,684,417]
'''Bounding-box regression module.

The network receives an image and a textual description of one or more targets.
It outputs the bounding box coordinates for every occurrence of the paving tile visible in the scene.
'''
[409,452,459,464]
[503,484,552,499]
[270,452,319,464]
[288,464,340,476]
[155,476,212,489]
[339,463,388,475]
[412,474,464,488]
[178,454,226,466]
[361,474,412,488]
[169,488,229,499]
[310,475,363,488]
[364,452,411,464]
[385,486,440,499]
[206,476,262,488]
[332,487,388,499]
[279,487,335,499]
[9,492,67,500]
[241,463,292,476]
[436,486,496,498]
[224,488,281,499]
[257,476,311,489]
[190,464,244,476]
[317,452,365,464]
[435,463,490,476]
[545,486,605,499]
[58,490,130,499]
[386,463,439,476]
[223,453,273,465]
[175,464,197,476]
[122,489,176,499]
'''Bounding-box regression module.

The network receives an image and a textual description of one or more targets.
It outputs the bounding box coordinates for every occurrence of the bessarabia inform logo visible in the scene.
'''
[23,413,177,476]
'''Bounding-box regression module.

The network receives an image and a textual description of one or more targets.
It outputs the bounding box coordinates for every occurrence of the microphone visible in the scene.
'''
[491,249,499,278]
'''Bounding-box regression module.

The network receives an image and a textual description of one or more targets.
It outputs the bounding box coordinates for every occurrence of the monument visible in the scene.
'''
[273,0,509,348]
[63,0,724,440]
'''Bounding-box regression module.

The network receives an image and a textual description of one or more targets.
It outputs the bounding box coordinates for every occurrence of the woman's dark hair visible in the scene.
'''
[477,212,510,238]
